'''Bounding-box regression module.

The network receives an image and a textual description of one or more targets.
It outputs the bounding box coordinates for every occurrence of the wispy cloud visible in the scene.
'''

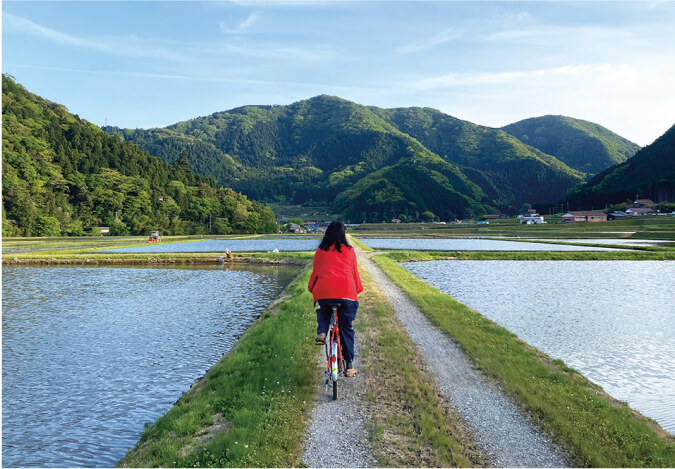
[2,12,186,61]
[410,63,638,90]
[397,29,462,55]
[197,41,337,61]
[6,63,357,91]
[219,12,259,34]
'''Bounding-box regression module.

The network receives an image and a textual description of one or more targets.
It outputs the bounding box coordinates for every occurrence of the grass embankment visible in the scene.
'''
[357,259,483,467]
[118,268,318,467]
[383,250,675,262]
[373,255,674,467]
[3,251,313,266]
[2,235,315,265]
[353,215,675,240]
[493,237,675,252]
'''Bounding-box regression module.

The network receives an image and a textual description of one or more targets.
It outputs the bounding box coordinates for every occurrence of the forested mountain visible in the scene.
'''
[369,106,585,210]
[501,115,640,174]
[2,75,277,236]
[106,96,589,219]
[564,124,675,210]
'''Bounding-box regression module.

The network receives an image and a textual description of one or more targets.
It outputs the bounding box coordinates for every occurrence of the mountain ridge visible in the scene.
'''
[2,75,277,236]
[106,95,607,219]
[501,115,640,173]
[564,123,675,209]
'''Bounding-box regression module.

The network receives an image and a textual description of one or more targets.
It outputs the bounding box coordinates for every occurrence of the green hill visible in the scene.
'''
[501,115,640,174]
[107,96,589,219]
[2,75,277,236]
[333,151,491,222]
[564,124,675,209]
[370,106,585,210]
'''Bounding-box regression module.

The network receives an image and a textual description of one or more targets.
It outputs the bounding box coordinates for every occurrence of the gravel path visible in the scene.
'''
[301,332,378,467]
[359,252,569,468]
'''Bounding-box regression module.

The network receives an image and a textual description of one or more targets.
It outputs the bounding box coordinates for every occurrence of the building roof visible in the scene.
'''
[635,198,655,206]
[627,207,654,214]
[564,211,607,217]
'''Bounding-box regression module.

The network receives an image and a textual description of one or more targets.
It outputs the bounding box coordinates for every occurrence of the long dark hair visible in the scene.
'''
[318,221,352,252]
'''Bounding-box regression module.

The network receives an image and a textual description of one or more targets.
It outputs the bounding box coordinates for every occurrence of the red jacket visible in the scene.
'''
[308,244,363,302]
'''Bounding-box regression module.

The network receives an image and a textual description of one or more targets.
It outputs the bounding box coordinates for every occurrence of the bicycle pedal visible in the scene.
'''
[315,339,325,345]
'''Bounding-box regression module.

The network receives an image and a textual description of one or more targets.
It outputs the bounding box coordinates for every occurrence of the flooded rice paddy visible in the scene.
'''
[2,264,297,467]
[360,237,621,251]
[402,260,675,433]
[103,238,319,253]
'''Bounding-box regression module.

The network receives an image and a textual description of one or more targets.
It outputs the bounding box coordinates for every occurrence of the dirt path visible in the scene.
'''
[358,251,569,468]
[300,324,378,467]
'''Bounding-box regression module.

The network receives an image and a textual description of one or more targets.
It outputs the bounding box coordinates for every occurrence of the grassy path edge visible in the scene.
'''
[372,253,674,467]
[117,265,317,467]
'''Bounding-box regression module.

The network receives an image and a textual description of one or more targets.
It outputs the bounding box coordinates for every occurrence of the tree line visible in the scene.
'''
[2,75,277,237]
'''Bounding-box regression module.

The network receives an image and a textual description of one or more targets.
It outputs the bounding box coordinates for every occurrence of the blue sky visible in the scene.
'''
[3,1,675,146]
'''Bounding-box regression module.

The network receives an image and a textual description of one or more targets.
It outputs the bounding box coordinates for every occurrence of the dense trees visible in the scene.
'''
[501,115,640,174]
[2,75,277,237]
[107,95,590,219]
[563,124,675,210]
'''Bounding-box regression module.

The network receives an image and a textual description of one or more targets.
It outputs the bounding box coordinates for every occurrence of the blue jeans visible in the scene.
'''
[316,299,359,365]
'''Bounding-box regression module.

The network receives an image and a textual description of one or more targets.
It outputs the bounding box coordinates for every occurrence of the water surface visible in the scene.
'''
[2,265,297,467]
[402,260,675,433]
[104,238,319,253]
[533,238,675,247]
[360,237,619,251]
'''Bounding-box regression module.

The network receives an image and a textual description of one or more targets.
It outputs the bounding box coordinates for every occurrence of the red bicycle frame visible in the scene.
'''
[325,303,344,399]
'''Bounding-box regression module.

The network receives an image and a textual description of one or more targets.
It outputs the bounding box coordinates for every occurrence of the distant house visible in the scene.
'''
[391,218,401,223]
[630,198,655,208]
[520,213,546,224]
[625,207,654,216]
[608,211,629,220]
[562,211,607,223]
[288,223,306,233]
[303,221,318,232]
[91,226,110,235]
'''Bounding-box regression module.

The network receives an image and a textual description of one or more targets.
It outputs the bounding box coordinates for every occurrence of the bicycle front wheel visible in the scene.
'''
[332,379,338,400]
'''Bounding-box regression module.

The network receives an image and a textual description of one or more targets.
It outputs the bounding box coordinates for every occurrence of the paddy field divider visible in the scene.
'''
[117,266,318,467]
[371,253,674,467]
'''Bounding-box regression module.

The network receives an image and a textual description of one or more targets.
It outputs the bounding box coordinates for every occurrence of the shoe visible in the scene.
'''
[315,333,326,345]
[344,368,358,378]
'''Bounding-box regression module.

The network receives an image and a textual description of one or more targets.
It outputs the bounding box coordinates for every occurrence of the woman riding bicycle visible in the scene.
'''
[308,221,363,378]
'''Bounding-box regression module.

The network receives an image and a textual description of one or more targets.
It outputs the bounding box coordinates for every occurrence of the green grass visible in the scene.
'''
[349,236,375,252]
[2,235,315,265]
[352,215,675,240]
[118,268,318,467]
[383,249,675,261]
[357,262,481,467]
[372,254,674,467]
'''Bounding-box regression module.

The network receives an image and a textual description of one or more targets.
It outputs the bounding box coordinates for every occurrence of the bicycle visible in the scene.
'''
[318,302,345,400]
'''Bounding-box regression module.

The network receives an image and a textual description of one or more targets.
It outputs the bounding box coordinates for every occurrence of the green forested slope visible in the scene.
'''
[501,115,640,173]
[2,75,276,236]
[564,124,675,209]
[108,96,588,218]
[371,106,585,209]
[334,152,491,222]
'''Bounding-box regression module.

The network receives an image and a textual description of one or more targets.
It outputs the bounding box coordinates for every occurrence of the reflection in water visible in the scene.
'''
[403,260,675,434]
[361,237,620,251]
[103,238,319,253]
[2,265,298,468]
